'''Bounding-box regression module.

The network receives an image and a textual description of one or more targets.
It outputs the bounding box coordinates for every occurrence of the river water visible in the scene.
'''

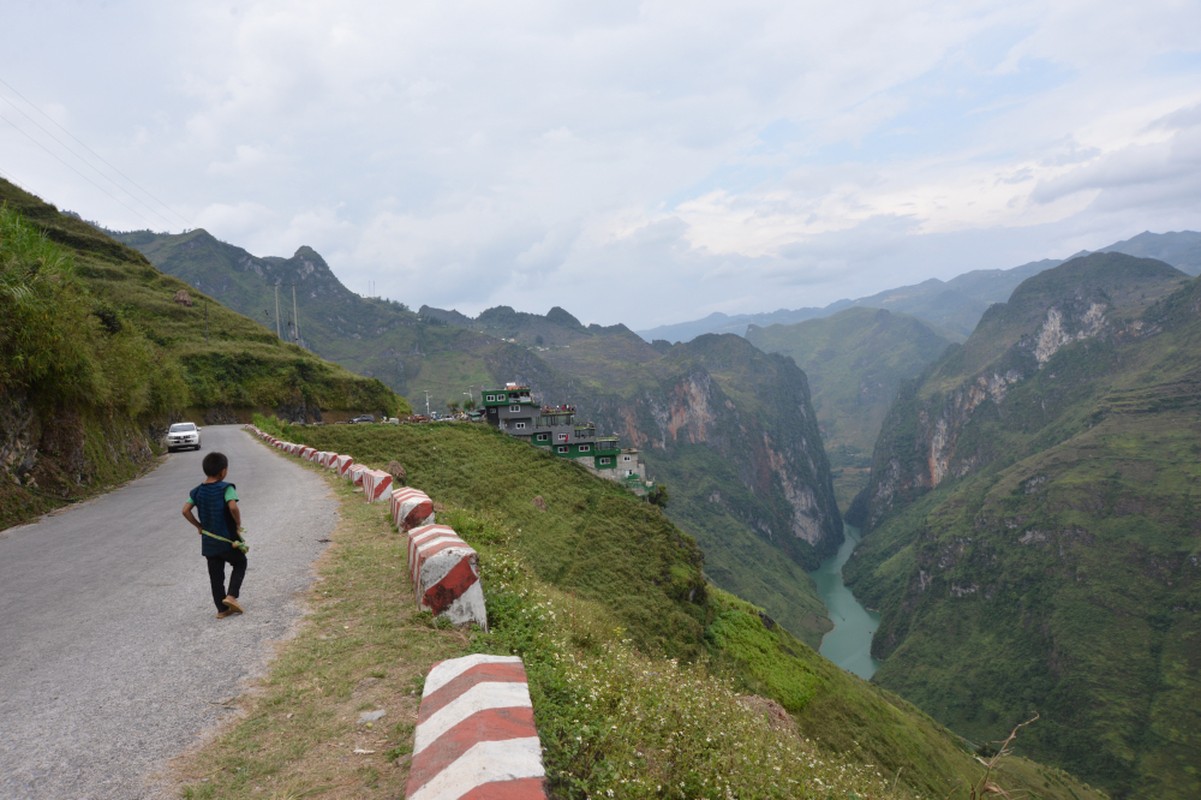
[809,524,881,680]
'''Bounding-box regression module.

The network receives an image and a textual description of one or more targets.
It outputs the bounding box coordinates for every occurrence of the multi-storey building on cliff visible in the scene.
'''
[482,383,651,495]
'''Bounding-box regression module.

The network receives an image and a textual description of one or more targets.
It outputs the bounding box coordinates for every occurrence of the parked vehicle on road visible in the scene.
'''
[166,422,202,451]
[348,414,376,424]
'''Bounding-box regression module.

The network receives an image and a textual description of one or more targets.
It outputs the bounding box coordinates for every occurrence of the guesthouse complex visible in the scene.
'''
[482,383,652,495]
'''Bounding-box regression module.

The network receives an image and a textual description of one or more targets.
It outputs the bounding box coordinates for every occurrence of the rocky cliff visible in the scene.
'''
[485,327,844,642]
[494,331,842,568]
[852,252,1188,530]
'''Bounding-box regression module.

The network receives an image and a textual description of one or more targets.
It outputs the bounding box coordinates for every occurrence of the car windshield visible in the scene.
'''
[169,423,196,433]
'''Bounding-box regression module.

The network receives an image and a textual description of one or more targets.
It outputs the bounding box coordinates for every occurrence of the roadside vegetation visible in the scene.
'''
[172,417,1106,799]
[0,204,183,526]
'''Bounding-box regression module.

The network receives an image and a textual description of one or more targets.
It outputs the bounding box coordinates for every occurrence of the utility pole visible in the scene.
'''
[292,285,301,346]
[424,390,431,417]
[274,285,282,339]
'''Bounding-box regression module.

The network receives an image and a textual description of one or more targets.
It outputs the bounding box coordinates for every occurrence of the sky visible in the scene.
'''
[4,1,1201,330]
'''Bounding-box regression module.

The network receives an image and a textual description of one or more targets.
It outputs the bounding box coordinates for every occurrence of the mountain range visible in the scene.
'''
[108,217,1201,798]
[110,227,844,646]
[11,170,1201,796]
[5,178,1116,800]
[638,230,1201,344]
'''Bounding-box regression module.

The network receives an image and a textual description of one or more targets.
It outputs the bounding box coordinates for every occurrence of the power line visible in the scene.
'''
[0,76,192,231]
[0,111,160,226]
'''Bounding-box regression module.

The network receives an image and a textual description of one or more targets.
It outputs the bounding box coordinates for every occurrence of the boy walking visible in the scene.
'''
[182,451,248,618]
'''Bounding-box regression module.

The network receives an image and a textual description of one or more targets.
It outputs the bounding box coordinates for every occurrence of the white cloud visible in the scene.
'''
[2,0,1200,328]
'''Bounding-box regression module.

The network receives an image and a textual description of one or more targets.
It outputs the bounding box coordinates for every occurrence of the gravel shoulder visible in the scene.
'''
[0,425,338,800]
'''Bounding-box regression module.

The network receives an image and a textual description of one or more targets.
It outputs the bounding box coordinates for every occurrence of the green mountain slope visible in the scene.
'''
[747,307,955,507]
[846,252,1200,798]
[268,418,1105,800]
[0,180,401,529]
[113,228,500,402]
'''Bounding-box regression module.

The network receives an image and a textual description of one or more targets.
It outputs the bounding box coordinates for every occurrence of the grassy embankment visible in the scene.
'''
[174,419,1106,800]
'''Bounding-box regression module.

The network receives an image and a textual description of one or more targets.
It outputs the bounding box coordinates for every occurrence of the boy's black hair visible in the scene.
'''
[202,451,229,478]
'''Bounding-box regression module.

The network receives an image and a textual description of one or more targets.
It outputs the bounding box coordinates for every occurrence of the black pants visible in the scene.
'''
[206,551,247,611]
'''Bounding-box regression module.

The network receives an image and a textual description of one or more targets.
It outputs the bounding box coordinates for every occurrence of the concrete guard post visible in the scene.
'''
[406,524,487,630]
[347,463,369,486]
[390,487,435,531]
[332,454,355,476]
[363,469,394,503]
[404,654,547,800]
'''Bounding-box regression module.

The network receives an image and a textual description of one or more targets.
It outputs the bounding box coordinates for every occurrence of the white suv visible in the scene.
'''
[167,422,202,452]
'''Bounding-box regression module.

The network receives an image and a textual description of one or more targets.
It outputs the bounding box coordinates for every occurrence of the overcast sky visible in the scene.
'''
[4,1,1200,329]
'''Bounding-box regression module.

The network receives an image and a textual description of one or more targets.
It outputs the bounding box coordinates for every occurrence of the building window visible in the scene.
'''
[579,444,591,452]
[557,446,568,454]
[599,457,612,465]
[515,422,526,430]
[557,433,568,442]
[510,405,522,412]
[536,433,549,441]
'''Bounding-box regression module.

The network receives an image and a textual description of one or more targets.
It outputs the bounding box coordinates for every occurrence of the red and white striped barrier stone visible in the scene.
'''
[404,654,546,800]
[390,487,435,531]
[332,454,354,476]
[347,464,369,485]
[407,524,461,580]
[406,524,487,629]
[363,469,394,503]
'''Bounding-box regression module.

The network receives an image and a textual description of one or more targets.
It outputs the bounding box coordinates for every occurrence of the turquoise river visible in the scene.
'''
[809,524,881,680]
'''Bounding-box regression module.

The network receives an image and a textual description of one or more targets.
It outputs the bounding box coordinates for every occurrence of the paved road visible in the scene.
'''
[0,425,338,799]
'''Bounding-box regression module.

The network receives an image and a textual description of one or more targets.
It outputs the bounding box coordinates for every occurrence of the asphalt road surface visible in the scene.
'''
[0,425,339,799]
